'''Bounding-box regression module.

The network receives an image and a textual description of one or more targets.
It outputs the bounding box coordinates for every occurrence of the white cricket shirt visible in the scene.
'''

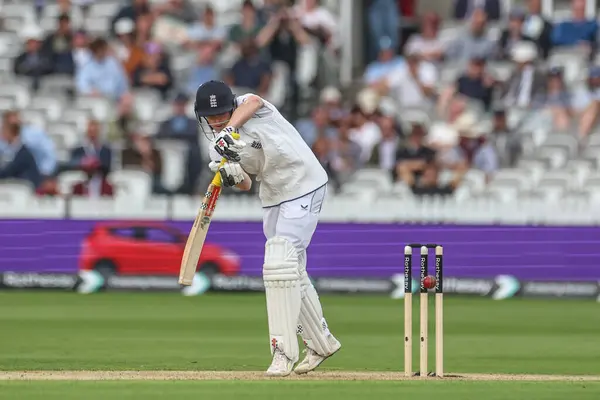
[210,94,328,208]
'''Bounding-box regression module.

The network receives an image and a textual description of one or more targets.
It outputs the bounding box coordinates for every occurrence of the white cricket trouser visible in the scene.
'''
[262,185,326,270]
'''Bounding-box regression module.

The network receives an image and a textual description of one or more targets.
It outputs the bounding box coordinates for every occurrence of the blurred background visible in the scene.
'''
[0,0,599,299]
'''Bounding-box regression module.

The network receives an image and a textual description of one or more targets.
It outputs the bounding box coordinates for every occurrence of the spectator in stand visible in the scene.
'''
[42,14,75,75]
[72,29,91,71]
[295,0,339,51]
[405,12,444,64]
[184,45,219,96]
[134,12,154,47]
[364,36,404,85]
[490,109,522,167]
[438,56,495,112]
[330,118,362,184]
[497,8,531,61]
[311,127,337,189]
[76,37,130,101]
[395,123,436,186]
[225,39,272,97]
[349,105,382,164]
[369,109,401,176]
[55,0,84,28]
[13,26,53,87]
[319,86,348,125]
[572,66,600,138]
[501,41,547,109]
[523,0,553,59]
[112,18,145,81]
[229,0,264,46]
[257,6,310,121]
[187,5,227,51]
[375,48,438,109]
[69,119,114,197]
[366,0,400,62]
[155,93,203,195]
[544,67,572,130]
[442,125,499,180]
[446,8,495,64]
[122,128,170,195]
[0,111,57,179]
[411,163,462,196]
[453,0,501,21]
[132,42,173,100]
[153,0,197,24]
[552,0,597,50]
[107,93,139,143]
[0,118,41,188]
[296,106,338,147]
[111,0,151,35]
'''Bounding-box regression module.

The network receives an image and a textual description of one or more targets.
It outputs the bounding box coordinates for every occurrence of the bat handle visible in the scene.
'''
[210,132,241,188]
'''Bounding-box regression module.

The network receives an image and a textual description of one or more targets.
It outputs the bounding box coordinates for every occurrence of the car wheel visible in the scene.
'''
[198,262,220,277]
[94,261,117,279]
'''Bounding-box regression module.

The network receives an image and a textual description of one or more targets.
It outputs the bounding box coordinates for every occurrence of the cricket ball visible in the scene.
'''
[422,275,436,290]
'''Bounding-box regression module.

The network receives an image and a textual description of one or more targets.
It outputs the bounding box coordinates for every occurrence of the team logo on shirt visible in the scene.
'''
[251,141,262,149]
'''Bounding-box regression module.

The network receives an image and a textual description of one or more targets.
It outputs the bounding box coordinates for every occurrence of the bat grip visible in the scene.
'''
[210,132,241,188]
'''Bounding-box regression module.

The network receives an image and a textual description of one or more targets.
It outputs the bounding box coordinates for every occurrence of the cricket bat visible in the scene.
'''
[178,134,240,286]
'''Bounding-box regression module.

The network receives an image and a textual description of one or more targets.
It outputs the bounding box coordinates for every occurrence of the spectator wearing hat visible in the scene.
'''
[184,45,219,96]
[446,8,495,64]
[13,26,54,85]
[376,48,438,109]
[296,106,338,148]
[439,56,496,113]
[42,13,75,75]
[444,123,499,179]
[76,37,130,101]
[394,123,436,186]
[364,36,404,85]
[132,42,173,100]
[523,0,553,59]
[319,86,348,125]
[572,66,600,138]
[155,94,203,195]
[112,18,145,80]
[187,5,227,51]
[501,41,546,109]
[404,12,444,64]
[497,8,533,61]
[545,67,572,130]
[348,105,382,164]
[552,0,597,50]
[453,0,501,21]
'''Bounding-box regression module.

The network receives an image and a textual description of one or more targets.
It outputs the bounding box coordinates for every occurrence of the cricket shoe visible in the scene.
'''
[294,335,341,375]
[265,349,294,377]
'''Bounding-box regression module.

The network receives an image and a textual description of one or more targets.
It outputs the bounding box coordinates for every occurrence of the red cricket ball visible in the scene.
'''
[422,275,436,290]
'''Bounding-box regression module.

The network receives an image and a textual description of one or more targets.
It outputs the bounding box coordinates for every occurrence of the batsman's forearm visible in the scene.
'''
[235,170,252,191]
[228,95,264,129]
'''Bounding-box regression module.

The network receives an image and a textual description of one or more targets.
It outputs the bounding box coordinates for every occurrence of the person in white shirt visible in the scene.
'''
[376,49,438,109]
[194,80,341,377]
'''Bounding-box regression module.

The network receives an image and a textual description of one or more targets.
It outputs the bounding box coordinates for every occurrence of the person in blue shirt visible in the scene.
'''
[551,0,598,48]
[0,115,41,188]
[0,110,57,178]
[75,37,129,101]
[363,36,404,85]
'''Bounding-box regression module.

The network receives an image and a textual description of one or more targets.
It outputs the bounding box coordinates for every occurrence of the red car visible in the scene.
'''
[79,222,240,277]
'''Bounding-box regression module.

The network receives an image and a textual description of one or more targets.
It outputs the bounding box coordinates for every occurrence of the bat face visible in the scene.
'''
[178,184,223,285]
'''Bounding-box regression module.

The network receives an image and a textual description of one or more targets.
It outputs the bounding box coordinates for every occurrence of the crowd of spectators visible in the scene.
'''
[0,0,340,198]
[2,0,600,201]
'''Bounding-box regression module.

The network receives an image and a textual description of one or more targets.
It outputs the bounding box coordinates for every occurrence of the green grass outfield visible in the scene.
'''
[0,292,599,399]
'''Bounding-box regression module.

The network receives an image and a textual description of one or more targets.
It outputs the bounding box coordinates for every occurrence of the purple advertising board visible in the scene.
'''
[0,219,599,281]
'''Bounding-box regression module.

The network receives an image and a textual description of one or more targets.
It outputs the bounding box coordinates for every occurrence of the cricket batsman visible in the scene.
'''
[194,81,341,376]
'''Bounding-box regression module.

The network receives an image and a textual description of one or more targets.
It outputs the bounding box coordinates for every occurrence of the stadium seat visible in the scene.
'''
[154,140,188,190]
[47,122,80,149]
[57,171,87,194]
[29,96,65,121]
[20,110,47,130]
[75,97,113,121]
[110,169,152,200]
[0,96,16,113]
[0,83,31,108]
[88,2,122,18]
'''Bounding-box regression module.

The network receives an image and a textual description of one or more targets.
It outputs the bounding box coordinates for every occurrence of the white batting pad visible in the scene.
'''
[263,236,302,362]
[298,279,336,356]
